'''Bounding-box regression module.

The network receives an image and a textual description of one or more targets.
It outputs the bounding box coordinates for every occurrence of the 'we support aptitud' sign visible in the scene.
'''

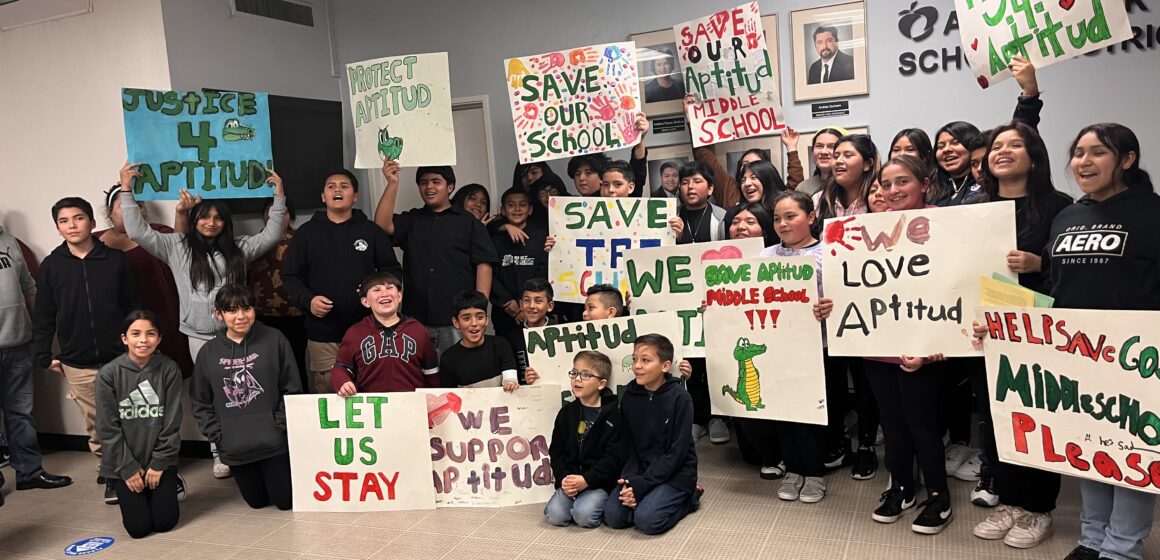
[674,2,784,147]
[548,197,677,303]
[286,393,436,512]
[122,88,273,200]
[982,307,1160,493]
[955,0,1132,88]
[505,42,642,164]
[822,203,1016,357]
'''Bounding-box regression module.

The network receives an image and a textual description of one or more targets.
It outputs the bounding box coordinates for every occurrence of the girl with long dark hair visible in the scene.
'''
[723,160,787,228]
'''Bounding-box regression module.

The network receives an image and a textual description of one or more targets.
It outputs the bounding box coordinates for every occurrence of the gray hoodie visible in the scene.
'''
[120,191,286,340]
[95,353,183,480]
[0,226,36,349]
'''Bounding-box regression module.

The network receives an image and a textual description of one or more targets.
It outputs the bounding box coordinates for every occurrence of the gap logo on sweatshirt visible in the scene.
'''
[119,380,164,420]
[219,353,265,409]
[360,332,417,365]
[1052,225,1128,264]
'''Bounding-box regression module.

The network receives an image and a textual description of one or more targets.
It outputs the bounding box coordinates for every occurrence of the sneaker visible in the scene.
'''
[954,450,983,481]
[104,482,118,505]
[799,477,826,503]
[911,491,953,535]
[760,461,786,480]
[777,473,804,501]
[970,474,999,507]
[692,424,708,442]
[1003,511,1052,548]
[973,505,1021,539]
[824,438,850,469]
[212,456,232,479]
[176,474,188,502]
[1063,545,1100,560]
[0,445,9,469]
[944,442,971,475]
[96,476,106,485]
[708,418,730,444]
[851,446,878,480]
[872,482,915,523]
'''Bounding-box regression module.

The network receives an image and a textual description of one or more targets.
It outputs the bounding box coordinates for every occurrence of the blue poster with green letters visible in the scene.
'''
[122,88,274,200]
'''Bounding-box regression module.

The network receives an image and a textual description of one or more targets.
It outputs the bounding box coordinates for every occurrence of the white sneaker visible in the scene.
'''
[944,442,970,475]
[708,418,731,444]
[692,424,708,441]
[760,461,786,480]
[799,477,826,503]
[954,450,983,481]
[973,505,1021,539]
[213,456,232,479]
[777,473,804,501]
[1003,511,1053,549]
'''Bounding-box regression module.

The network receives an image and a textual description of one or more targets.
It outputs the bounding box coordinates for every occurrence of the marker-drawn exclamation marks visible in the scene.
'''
[744,309,781,330]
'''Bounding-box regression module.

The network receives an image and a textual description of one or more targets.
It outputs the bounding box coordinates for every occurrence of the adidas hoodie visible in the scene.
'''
[95,353,182,481]
[191,322,302,466]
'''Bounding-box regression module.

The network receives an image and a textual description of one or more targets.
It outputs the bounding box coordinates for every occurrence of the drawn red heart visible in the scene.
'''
[425,392,463,428]
[702,246,744,261]
[971,38,979,50]
[977,76,990,89]
[1059,0,1075,10]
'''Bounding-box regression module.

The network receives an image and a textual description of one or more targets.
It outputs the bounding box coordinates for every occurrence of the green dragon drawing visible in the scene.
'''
[378,126,404,160]
[221,118,255,141]
[723,337,766,411]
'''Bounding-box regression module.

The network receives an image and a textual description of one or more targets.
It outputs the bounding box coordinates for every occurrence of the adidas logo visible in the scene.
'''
[119,380,165,419]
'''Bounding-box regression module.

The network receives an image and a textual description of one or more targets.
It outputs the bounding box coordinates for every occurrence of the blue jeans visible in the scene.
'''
[604,483,693,535]
[543,487,609,528]
[1079,479,1156,560]
[0,344,44,484]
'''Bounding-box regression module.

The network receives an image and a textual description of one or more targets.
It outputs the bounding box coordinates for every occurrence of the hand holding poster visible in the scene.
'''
[954,0,1132,88]
[703,256,826,423]
[822,203,1016,356]
[346,52,455,167]
[623,238,764,355]
[548,196,677,303]
[122,88,273,200]
[505,42,642,164]
[286,393,435,512]
[420,385,561,507]
[982,307,1160,493]
[674,2,784,147]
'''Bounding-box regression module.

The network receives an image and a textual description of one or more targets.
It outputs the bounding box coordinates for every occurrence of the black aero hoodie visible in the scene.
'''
[191,322,302,466]
[619,375,698,498]
[95,353,182,480]
[1044,188,1160,311]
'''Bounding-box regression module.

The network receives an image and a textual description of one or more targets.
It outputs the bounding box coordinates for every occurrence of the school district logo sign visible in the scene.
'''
[65,537,115,556]
[898,1,939,41]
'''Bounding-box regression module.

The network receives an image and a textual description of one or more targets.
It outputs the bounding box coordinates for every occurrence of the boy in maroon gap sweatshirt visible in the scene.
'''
[331,272,440,395]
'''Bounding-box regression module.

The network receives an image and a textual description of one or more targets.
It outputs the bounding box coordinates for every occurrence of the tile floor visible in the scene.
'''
[1,441,1158,559]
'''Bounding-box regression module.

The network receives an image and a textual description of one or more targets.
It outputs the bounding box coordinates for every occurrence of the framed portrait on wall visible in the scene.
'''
[790,1,868,102]
[792,125,869,177]
[646,145,692,198]
[714,136,786,184]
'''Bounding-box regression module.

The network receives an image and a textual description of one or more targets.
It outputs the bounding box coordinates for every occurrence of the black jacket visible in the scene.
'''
[807,50,855,84]
[190,322,302,465]
[282,210,402,342]
[32,240,135,369]
[548,389,630,492]
[619,375,698,498]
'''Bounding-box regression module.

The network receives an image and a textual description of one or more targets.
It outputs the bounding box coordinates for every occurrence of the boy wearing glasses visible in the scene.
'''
[544,350,629,527]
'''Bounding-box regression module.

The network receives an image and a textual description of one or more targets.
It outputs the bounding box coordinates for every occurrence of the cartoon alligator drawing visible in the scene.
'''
[378,126,404,160]
[221,118,255,141]
[723,337,766,411]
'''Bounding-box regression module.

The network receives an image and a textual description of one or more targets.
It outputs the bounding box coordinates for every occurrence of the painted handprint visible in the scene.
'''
[507,58,531,89]
[616,83,637,110]
[824,217,863,256]
[601,45,626,77]
[537,51,566,73]
[569,48,598,66]
[590,95,617,122]
[619,112,641,145]
[514,103,540,130]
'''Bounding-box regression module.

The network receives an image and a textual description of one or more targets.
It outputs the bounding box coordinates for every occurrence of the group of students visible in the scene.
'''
[0,54,1154,558]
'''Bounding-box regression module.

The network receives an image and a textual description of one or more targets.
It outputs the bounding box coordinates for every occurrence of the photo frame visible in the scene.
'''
[790,1,869,102]
[646,145,693,198]
[714,136,786,185]
[792,125,869,177]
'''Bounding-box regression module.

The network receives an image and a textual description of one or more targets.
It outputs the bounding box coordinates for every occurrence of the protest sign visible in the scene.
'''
[822,202,1016,356]
[674,2,785,147]
[703,256,826,423]
[525,312,685,402]
[420,385,560,507]
[955,0,1132,88]
[548,196,677,303]
[982,307,1160,493]
[505,42,642,164]
[346,52,455,168]
[623,238,764,356]
[286,393,435,512]
[122,88,273,200]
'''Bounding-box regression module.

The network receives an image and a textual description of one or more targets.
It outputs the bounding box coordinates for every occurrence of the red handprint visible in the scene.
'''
[619,112,641,145]
[514,103,540,130]
[590,95,616,122]
[537,52,566,73]
[824,217,863,256]
[569,48,598,66]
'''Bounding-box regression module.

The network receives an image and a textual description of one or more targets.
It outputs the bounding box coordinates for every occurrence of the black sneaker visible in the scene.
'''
[0,446,10,469]
[824,437,851,469]
[104,482,118,505]
[851,446,877,480]
[970,471,999,507]
[911,491,953,535]
[176,474,188,502]
[96,476,106,485]
[1063,545,1100,560]
[872,482,915,523]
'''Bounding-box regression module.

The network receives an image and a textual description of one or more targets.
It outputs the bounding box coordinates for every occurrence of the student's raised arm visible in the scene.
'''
[1010,56,1043,130]
[630,113,649,197]
[686,94,740,207]
[171,190,201,234]
[374,160,402,235]
[237,170,286,262]
[782,128,805,190]
[118,164,182,261]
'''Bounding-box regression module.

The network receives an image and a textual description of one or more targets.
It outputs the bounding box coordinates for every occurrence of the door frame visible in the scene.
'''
[452,95,498,199]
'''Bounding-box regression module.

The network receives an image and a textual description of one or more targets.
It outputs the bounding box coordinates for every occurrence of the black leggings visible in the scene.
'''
[232,453,293,510]
[115,468,180,539]
[824,355,879,448]
[863,359,947,493]
[736,419,781,466]
[939,359,975,445]
[685,357,714,427]
[777,421,826,477]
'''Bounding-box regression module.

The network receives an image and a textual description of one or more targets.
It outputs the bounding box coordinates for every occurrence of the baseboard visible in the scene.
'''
[37,433,213,459]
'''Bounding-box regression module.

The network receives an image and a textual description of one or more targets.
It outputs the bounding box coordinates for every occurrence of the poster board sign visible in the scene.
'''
[122,88,273,200]
[674,2,785,147]
[703,256,826,423]
[548,196,677,303]
[346,52,455,168]
[822,202,1016,357]
[954,0,1132,88]
[286,393,436,512]
[525,312,685,401]
[982,307,1160,494]
[623,238,764,356]
[505,42,642,164]
[419,385,561,507]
